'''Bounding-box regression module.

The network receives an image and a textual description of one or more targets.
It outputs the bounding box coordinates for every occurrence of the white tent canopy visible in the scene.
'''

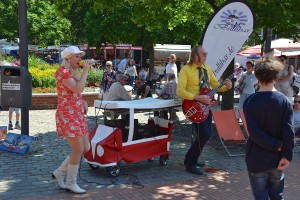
[238,38,300,57]
[270,38,300,49]
[283,50,300,56]
[246,38,300,49]
[0,45,19,51]
[0,45,19,56]
[154,44,191,52]
[154,44,191,62]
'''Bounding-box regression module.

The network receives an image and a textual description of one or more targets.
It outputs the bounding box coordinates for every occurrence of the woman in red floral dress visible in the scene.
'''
[52,46,92,194]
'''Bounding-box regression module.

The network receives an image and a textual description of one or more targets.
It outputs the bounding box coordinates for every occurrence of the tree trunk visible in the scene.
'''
[148,45,155,75]
[221,59,235,110]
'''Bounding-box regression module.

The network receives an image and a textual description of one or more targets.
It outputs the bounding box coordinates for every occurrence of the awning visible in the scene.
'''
[154,44,191,52]
[238,47,281,56]
[100,46,143,50]
[238,47,260,55]
[282,50,300,56]
[0,45,19,51]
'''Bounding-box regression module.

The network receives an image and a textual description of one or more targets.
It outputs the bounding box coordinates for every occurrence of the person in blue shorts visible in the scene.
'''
[8,107,21,130]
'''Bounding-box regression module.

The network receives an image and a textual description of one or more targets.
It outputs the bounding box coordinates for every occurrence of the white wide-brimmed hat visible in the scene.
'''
[61,46,85,59]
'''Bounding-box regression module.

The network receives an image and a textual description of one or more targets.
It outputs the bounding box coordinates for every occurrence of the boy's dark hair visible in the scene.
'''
[254,54,284,84]
[135,76,144,82]
[246,60,254,67]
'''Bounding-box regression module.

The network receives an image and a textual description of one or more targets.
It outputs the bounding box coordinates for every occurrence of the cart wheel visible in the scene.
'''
[159,155,168,166]
[107,165,120,177]
[148,157,155,162]
[88,163,100,170]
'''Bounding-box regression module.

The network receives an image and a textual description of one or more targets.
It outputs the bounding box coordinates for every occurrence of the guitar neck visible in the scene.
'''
[208,71,237,97]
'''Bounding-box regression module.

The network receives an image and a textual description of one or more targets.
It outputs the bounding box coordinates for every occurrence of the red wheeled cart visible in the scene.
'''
[84,98,175,177]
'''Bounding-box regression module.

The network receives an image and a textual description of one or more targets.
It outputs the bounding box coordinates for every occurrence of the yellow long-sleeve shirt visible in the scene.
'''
[177,63,228,100]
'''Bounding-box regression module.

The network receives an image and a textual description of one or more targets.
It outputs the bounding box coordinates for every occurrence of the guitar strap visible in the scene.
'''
[199,67,210,91]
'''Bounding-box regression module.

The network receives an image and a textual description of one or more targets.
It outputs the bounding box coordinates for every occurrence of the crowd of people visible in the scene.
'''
[1,44,297,199]
[97,52,183,102]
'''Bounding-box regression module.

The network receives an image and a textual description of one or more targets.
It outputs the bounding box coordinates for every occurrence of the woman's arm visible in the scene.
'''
[143,85,151,98]
[62,62,91,93]
[238,74,245,84]
[83,100,88,114]
[99,72,106,89]
[278,65,294,82]
[134,66,138,76]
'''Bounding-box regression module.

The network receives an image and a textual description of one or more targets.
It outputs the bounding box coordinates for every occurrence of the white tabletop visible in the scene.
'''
[94,97,175,109]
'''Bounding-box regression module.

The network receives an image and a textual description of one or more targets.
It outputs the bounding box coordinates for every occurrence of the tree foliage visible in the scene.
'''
[0,0,71,46]
[0,0,19,40]
[87,0,300,48]
[90,0,213,46]
[1,0,299,48]
[27,0,71,46]
[247,0,300,43]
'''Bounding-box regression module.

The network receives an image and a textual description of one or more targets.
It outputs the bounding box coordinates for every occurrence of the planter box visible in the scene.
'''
[30,92,100,110]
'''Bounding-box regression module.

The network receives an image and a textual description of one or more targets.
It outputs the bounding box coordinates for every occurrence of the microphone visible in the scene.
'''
[79,60,85,68]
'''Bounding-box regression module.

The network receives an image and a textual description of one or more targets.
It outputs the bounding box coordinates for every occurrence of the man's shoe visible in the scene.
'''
[8,123,13,130]
[186,165,204,175]
[184,159,205,167]
[14,123,21,130]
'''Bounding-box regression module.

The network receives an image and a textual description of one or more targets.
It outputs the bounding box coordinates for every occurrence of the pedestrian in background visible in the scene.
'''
[45,55,55,65]
[106,74,132,101]
[293,94,300,137]
[275,55,294,104]
[156,74,178,120]
[165,54,178,83]
[117,54,130,74]
[52,46,92,194]
[244,54,294,199]
[135,77,152,99]
[8,107,21,130]
[125,59,137,87]
[99,61,117,100]
[237,61,258,115]
[138,67,148,83]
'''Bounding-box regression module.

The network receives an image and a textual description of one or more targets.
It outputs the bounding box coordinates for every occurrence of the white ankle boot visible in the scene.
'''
[65,164,86,194]
[52,155,70,189]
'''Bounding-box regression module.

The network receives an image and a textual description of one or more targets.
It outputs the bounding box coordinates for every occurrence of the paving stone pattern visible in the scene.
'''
[0,104,300,200]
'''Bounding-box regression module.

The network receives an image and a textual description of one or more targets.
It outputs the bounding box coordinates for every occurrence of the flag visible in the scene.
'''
[201,1,255,79]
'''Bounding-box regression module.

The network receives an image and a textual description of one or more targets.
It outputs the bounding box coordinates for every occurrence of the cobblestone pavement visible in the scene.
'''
[0,104,300,200]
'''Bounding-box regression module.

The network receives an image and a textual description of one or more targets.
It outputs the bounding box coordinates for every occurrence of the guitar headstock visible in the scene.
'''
[235,67,243,76]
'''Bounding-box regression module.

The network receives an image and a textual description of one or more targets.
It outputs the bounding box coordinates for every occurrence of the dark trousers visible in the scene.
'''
[248,168,284,200]
[185,111,212,165]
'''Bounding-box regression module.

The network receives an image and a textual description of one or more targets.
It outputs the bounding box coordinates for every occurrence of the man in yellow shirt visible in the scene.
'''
[177,45,232,175]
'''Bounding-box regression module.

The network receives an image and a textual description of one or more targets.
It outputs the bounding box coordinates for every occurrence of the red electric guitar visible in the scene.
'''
[182,68,242,123]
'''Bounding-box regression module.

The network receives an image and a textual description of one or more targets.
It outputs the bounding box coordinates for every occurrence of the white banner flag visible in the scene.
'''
[202,1,255,79]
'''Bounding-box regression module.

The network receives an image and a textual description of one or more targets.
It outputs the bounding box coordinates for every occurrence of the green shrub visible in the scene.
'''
[29,67,57,88]
[1,55,103,89]
[86,68,103,87]
[28,55,103,88]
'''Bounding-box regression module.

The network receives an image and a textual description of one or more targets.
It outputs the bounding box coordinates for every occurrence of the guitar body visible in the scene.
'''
[182,88,218,123]
[181,68,241,123]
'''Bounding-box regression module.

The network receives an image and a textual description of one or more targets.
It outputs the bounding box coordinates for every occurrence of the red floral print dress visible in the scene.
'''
[55,66,88,138]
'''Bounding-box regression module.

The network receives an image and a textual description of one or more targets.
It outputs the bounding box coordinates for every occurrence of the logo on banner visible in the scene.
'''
[201,1,255,79]
[214,10,250,33]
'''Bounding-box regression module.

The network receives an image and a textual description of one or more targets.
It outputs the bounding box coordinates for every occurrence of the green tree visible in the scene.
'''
[59,0,91,44]
[0,0,71,46]
[0,0,19,40]
[27,0,71,46]
[83,0,213,72]
[243,0,300,45]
